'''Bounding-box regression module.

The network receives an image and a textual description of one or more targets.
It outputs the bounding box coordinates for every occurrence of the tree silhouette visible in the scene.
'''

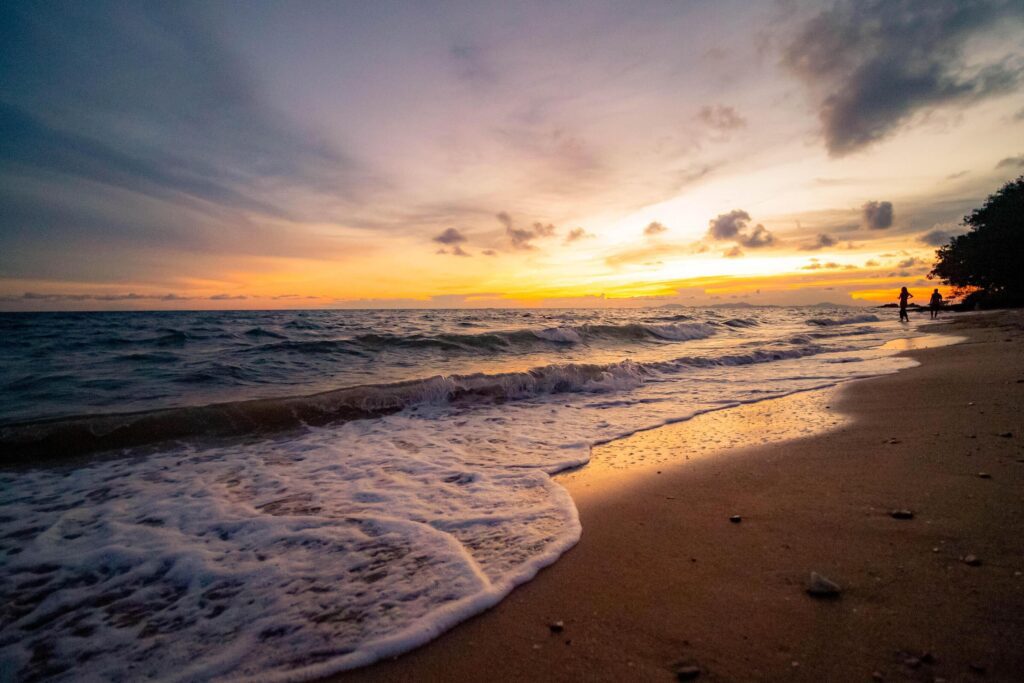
[930,176,1024,307]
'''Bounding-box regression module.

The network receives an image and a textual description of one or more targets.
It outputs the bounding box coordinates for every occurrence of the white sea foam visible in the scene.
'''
[0,324,938,681]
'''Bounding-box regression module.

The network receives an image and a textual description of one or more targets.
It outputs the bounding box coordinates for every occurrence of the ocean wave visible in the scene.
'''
[243,326,287,339]
[0,340,826,460]
[806,313,880,326]
[245,321,718,357]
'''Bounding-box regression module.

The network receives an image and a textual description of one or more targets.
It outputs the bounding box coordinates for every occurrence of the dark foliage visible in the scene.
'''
[930,176,1024,308]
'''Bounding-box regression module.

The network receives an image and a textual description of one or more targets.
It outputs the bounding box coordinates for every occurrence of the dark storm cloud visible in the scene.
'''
[707,210,751,240]
[800,233,838,250]
[783,0,1024,155]
[433,228,468,245]
[0,1,372,256]
[644,222,668,237]
[861,200,894,229]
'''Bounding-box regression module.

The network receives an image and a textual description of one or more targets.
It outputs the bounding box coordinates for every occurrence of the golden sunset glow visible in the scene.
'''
[2,2,1022,310]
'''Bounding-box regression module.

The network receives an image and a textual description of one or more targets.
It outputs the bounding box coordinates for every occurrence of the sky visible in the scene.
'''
[2,0,1023,311]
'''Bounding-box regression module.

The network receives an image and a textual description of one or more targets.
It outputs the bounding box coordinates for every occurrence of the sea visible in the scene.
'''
[0,306,934,680]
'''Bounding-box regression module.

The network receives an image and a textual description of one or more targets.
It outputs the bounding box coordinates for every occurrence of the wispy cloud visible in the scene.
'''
[564,227,593,244]
[696,105,747,131]
[643,221,668,237]
[996,154,1024,169]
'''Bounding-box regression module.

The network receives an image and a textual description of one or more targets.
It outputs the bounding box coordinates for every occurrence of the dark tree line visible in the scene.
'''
[930,176,1024,308]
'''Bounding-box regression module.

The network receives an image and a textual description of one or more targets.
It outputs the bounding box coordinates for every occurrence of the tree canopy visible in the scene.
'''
[930,176,1024,307]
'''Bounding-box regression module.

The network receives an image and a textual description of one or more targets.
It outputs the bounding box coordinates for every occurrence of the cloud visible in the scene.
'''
[696,105,747,131]
[644,221,668,237]
[0,0,387,286]
[861,200,894,229]
[865,259,879,267]
[707,210,751,240]
[738,224,776,248]
[919,228,957,246]
[433,227,468,245]
[564,227,593,243]
[723,246,744,258]
[706,210,776,249]
[499,212,558,250]
[897,256,924,268]
[782,0,1024,155]
[800,233,838,250]
[210,293,248,300]
[482,249,497,256]
[996,154,1024,169]
[531,222,556,238]
[801,261,855,271]
[435,245,471,256]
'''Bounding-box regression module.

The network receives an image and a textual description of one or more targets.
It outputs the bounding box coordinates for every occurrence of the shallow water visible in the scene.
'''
[0,307,937,680]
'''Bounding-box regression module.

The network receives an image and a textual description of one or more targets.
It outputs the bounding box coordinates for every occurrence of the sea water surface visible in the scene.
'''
[0,307,930,680]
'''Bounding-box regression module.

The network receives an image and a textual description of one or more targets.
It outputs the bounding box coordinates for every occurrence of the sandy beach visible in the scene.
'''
[342,310,1024,682]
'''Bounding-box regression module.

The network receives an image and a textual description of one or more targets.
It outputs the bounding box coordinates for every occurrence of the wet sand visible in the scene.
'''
[340,311,1024,682]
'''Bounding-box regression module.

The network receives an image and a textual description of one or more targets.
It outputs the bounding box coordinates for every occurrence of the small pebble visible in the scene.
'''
[729,515,742,524]
[998,432,1013,438]
[977,472,991,479]
[968,662,986,673]
[675,664,701,680]
[962,555,982,566]
[904,656,921,669]
[806,572,841,598]
[549,620,564,634]
[890,509,914,520]
[871,671,884,681]
[921,652,936,664]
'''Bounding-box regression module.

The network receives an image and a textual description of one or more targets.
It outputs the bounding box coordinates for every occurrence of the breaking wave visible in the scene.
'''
[1,340,827,461]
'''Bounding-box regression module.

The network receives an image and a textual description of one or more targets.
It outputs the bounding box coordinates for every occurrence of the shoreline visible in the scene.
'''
[340,310,1024,681]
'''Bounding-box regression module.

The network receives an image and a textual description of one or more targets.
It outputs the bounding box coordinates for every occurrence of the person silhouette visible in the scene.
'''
[898,287,913,322]
[929,288,943,319]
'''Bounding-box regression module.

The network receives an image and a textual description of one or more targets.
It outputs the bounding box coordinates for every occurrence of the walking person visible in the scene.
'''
[929,288,943,319]
[898,286,913,322]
